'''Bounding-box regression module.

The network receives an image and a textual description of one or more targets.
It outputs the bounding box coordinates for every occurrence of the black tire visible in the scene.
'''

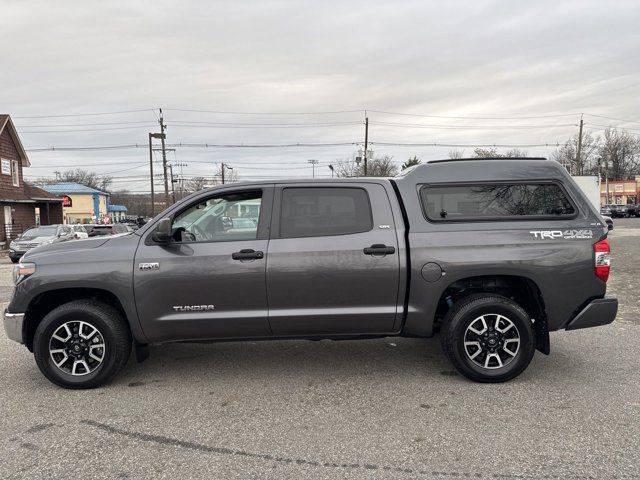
[441,294,536,383]
[10,257,20,264]
[33,300,132,389]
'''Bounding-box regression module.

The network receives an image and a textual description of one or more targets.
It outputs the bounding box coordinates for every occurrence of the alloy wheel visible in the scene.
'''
[463,314,520,369]
[48,321,106,376]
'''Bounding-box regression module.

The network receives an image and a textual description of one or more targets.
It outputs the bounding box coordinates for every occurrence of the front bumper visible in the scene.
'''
[3,310,25,343]
[565,297,618,330]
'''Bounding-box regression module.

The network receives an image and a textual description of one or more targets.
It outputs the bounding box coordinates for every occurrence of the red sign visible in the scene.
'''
[62,195,73,207]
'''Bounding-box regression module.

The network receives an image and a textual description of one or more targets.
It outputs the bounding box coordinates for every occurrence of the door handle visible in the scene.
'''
[232,249,264,260]
[363,244,396,256]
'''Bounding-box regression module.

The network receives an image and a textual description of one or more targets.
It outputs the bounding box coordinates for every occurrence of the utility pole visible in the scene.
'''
[221,163,233,184]
[363,116,369,176]
[168,164,176,204]
[148,131,166,216]
[576,114,584,175]
[307,159,319,178]
[148,133,154,216]
[173,163,187,199]
[159,109,169,207]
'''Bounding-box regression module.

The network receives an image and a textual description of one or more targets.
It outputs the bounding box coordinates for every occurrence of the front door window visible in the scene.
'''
[171,190,262,243]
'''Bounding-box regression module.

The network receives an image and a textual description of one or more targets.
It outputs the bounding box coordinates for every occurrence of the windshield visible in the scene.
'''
[22,226,57,237]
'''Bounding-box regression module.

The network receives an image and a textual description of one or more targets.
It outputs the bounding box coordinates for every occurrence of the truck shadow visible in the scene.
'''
[115,336,583,387]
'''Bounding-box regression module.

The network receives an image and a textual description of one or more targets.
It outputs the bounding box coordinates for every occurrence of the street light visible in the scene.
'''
[148,132,166,216]
[307,159,319,178]
[328,164,334,178]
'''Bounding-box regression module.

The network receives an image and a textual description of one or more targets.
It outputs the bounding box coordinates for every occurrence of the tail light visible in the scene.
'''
[594,239,611,282]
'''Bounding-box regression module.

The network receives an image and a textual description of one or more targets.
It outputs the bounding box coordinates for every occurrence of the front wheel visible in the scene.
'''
[441,294,536,383]
[33,300,132,389]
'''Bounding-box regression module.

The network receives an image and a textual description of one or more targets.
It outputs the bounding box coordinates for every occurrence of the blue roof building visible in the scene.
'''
[41,183,110,223]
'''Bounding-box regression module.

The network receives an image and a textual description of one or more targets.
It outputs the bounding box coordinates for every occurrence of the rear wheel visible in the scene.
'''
[33,300,131,389]
[441,294,536,383]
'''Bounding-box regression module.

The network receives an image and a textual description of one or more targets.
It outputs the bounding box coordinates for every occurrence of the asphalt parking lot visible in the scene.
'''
[0,220,638,480]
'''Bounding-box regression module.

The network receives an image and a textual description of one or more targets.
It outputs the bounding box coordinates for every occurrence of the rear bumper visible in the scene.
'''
[3,310,25,343]
[565,297,618,330]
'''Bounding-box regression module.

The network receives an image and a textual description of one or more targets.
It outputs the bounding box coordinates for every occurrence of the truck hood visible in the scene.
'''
[13,235,56,245]
[23,236,111,260]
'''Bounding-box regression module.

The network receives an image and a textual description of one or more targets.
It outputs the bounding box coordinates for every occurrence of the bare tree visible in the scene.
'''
[472,148,528,158]
[598,128,640,180]
[334,159,361,177]
[109,191,157,218]
[335,155,399,177]
[368,155,399,176]
[448,149,465,159]
[184,176,211,193]
[551,132,600,175]
[34,168,113,191]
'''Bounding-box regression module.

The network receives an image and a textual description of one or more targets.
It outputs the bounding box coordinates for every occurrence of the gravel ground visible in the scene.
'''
[0,219,638,479]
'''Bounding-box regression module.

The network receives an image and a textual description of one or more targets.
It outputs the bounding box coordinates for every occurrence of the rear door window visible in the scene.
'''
[420,183,576,221]
[280,187,373,237]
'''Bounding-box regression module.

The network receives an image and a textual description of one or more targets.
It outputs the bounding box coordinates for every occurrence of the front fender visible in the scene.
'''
[8,234,147,343]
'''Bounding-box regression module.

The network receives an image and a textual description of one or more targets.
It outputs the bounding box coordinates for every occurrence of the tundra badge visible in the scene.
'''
[173,305,215,312]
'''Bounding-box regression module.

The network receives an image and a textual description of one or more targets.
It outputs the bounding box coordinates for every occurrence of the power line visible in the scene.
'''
[367,110,583,120]
[586,123,640,133]
[168,121,363,128]
[370,141,562,147]
[103,163,150,175]
[13,108,157,119]
[26,144,148,152]
[25,142,359,152]
[11,108,640,125]
[163,108,364,115]
[18,125,157,133]
[24,154,334,167]
[583,114,640,126]
[369,121,576,129]
[167,142,359,148]
[16,120,159,128]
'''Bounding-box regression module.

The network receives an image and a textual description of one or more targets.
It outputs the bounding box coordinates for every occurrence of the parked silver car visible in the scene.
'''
[8,225,75,263]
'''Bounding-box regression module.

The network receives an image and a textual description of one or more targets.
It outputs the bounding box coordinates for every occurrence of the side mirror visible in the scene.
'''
[608,222,614,231]
[152,217,172,243]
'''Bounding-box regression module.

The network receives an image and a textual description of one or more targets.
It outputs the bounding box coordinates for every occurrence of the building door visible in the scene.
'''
[4,206,12,240]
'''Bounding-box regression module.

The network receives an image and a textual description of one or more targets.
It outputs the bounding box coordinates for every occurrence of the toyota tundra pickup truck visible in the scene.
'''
[3,158,618,388]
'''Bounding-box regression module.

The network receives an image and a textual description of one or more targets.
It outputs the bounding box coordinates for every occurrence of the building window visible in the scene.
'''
[11,160,19,187]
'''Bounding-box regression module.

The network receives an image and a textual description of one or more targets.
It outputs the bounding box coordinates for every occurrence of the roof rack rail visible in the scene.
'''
[427,157,547,164]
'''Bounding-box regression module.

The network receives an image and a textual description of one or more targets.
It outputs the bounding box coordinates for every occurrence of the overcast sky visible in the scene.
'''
[2,0,639,191]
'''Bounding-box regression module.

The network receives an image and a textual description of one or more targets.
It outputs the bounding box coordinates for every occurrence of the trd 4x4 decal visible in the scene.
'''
[529,230,594,240]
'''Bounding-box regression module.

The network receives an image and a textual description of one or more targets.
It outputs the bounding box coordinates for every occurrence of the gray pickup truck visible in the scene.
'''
[3,158,618,388]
